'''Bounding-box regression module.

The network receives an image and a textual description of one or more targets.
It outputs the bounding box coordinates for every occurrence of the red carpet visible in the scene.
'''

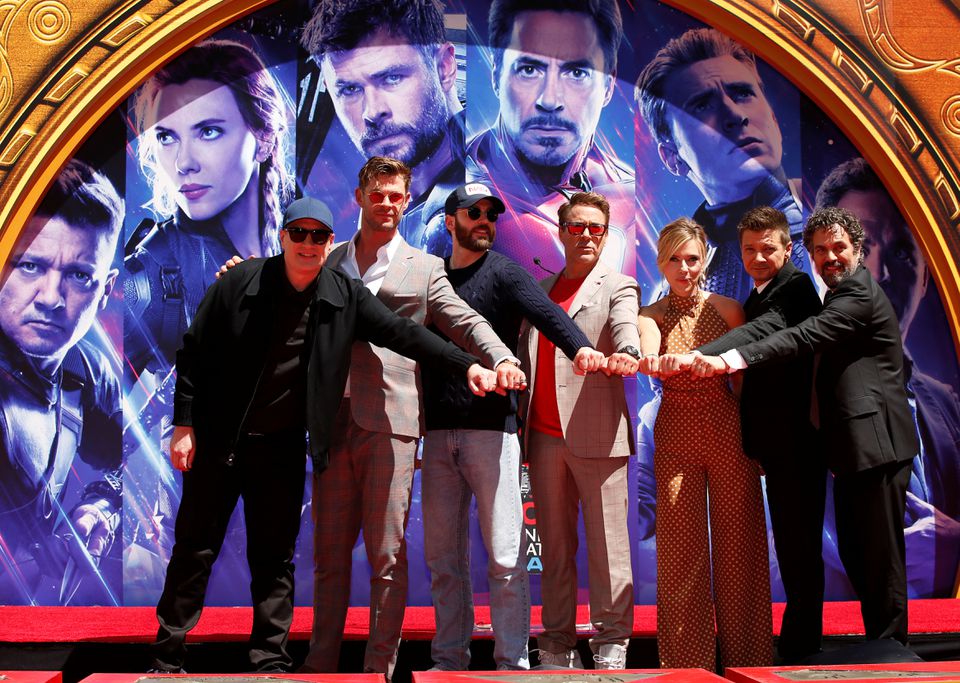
[0,601,957,644]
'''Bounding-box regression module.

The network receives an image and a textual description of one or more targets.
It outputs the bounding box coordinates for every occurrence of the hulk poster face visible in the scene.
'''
[4,0,956,607]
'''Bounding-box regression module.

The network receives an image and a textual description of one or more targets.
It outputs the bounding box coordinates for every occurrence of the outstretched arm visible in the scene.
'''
[356,285,484,389]
[637,304,663,376]
[425,261,512,369]
[698,276,821,356]
[736,279,872,368]
[503,261,591,359]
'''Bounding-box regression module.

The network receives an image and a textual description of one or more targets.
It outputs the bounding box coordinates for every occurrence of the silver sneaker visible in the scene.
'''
[538,649,584,668]
[593,643,627,670]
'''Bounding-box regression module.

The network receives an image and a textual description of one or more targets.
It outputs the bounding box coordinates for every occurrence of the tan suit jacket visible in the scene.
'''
[328,238,510,438]
[520,261,640,458]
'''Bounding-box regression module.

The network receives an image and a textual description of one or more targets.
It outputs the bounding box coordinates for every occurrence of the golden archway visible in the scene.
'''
[0,0,958,349]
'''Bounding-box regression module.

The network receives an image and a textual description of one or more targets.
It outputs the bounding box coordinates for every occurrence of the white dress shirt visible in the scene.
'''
[339,230,404,295]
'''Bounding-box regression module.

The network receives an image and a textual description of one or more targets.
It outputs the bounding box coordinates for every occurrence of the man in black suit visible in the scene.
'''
[150,198,496,674]
[693,206,919,645]
[686,206,823,662]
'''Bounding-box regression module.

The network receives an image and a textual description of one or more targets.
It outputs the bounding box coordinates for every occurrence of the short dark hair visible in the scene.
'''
[358,156,412,191]
[738,206,790,247]
[636,27,761,144]
[488,0,623,77]
[302,0,445,63]
[558,191,610,225]
[815,157,888,210]
[803,206,864,256]
[37,158,123,239]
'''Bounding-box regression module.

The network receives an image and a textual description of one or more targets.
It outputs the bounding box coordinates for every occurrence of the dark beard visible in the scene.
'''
[822,261,858,289]
[454,221,494,252]
[360,83,449,168]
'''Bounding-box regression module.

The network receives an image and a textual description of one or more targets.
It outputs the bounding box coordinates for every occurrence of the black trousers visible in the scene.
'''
[764,453,827,662]
[834,458,912,644]
[151,430,307,671]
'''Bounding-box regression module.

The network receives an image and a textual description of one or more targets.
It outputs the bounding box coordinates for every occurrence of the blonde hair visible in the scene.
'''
[656,217,708,285]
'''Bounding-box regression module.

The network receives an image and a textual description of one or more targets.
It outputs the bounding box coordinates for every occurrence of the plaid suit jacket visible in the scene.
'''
[520,261,640,458]
[328,238,510,438]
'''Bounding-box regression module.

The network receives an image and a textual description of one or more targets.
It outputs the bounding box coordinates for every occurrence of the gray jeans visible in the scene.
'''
[422,428,530,670]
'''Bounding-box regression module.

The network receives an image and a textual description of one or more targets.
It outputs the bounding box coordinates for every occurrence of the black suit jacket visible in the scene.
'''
[173,255,477,472]
[736,265,918,475]
[698,261,822,467]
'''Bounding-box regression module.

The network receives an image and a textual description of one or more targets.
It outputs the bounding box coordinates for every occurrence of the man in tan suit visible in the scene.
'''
[301,157,524,679]
[520,191,641,670]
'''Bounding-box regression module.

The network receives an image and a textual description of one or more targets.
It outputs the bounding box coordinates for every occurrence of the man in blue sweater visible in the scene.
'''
[419,183,615,671]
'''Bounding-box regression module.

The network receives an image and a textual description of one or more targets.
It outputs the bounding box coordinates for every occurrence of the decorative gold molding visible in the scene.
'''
[0,0,958,356]
[0,0,274,262]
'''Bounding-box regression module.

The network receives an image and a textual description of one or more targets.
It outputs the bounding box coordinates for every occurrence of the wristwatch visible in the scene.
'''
[617,345,641,360]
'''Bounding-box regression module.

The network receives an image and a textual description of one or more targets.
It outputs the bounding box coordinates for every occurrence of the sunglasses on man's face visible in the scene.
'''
[463,206,501,222]
[561,221,608,237]
[285,226,333,244]
[368,191,406,205]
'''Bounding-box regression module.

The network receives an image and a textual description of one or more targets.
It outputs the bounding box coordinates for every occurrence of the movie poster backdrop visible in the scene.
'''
[120,4,302,605]
[0,0,957,607]
[0,114,126,605]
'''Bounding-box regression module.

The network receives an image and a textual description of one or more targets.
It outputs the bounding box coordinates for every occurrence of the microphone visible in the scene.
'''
[533,257,555,275]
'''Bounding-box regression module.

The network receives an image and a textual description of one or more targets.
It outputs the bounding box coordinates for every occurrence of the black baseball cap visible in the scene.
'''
[444,182,506,215]
[282,197,334,230]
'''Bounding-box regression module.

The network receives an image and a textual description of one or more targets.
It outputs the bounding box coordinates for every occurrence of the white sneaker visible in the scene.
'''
[538,649,584,668]
[593,643,627,670]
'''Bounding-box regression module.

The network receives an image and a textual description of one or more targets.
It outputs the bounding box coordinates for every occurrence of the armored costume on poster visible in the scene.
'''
[466,122,635,277]
[0,334,122,604]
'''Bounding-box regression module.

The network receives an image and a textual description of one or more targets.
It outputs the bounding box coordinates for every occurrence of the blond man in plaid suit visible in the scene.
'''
[302,157,524,679]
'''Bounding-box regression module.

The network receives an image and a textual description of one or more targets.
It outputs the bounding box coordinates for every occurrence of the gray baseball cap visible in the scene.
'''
[282,197,334,230]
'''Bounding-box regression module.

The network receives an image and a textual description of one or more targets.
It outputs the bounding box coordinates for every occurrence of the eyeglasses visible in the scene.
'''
[368,191,406,205]
[463,206,501,222]
[284,226,333,244]
[560,221,608,236]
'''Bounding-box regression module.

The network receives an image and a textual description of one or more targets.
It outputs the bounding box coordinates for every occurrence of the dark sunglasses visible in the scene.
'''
[561,221,608,236]
[284,226,333,244]
[368,191,406,205]
[463,206,501,222]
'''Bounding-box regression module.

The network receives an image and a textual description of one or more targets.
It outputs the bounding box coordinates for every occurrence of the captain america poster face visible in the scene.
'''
[654,54,784,205]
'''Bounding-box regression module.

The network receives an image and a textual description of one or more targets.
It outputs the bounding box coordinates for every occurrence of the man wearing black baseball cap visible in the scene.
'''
[149,197,499,674]
[419,183,605,671]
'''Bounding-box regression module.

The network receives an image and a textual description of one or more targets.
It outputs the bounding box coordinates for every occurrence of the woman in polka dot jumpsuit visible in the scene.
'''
[638,218,772,671]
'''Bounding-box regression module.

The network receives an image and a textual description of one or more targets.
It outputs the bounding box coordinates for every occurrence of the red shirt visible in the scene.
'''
[529,275,586,437]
